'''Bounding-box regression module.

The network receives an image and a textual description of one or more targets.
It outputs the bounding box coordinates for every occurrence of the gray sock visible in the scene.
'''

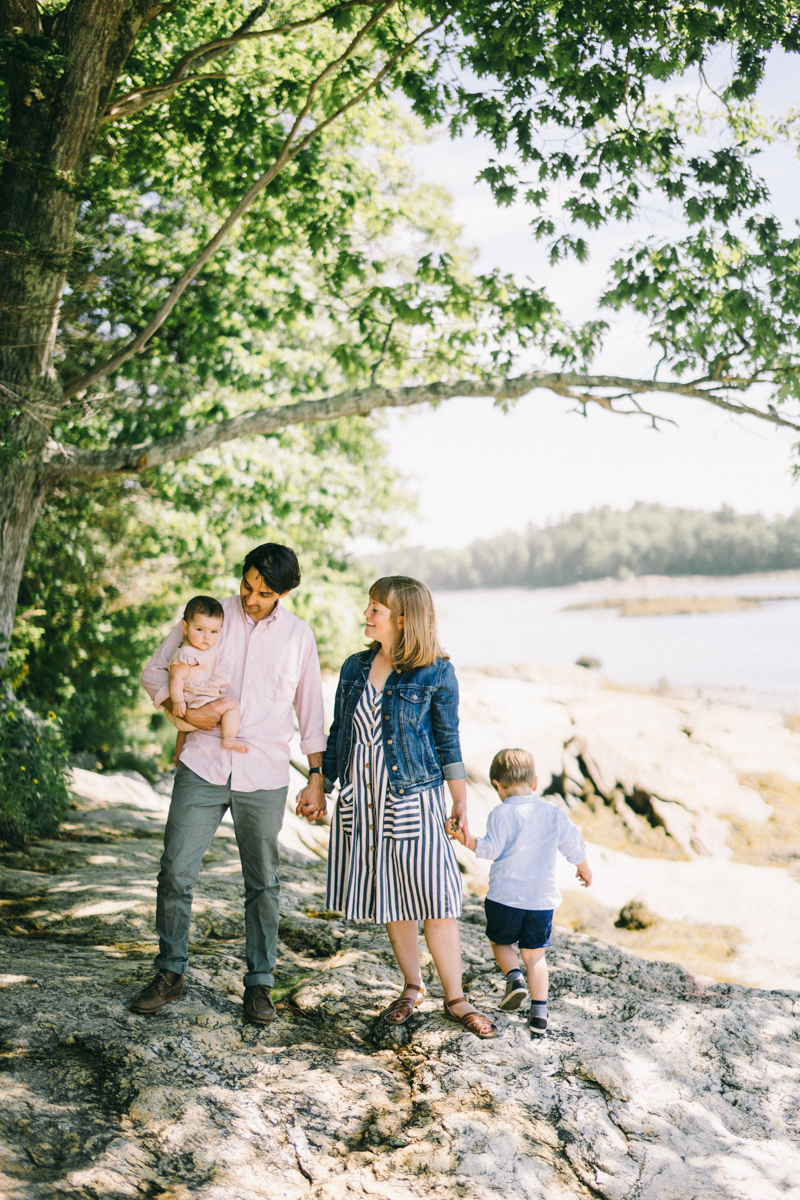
[506,968,524,982]
[530,1001,548,1016]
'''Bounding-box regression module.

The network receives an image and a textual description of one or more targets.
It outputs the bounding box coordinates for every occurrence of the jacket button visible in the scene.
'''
[392,766,397,771]
[398,789,404,794]
[384,715,389,720]
[387,739,392,745]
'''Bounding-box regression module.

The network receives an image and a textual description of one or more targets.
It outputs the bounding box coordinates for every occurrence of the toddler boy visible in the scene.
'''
[452,748,591,1034]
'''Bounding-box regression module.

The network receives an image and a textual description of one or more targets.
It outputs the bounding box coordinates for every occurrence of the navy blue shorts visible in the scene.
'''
[484,898,553,950]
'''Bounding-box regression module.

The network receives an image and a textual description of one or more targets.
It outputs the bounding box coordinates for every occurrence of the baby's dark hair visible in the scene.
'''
[490,748,537,787]
[183,595,224,624]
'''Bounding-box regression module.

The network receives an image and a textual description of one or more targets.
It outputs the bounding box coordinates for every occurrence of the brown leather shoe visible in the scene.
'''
[243,984,276,1025]
[130,970,184,1014]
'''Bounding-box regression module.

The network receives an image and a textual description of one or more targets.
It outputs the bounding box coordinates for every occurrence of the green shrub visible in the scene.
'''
[0,699,70,847]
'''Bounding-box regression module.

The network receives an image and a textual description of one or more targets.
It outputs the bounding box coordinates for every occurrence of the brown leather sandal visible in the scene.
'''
[380,982,427,1024]
[443,995,499,1039]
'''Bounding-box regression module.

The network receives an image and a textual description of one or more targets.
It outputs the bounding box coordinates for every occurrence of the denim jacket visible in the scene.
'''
[322,649,466,796]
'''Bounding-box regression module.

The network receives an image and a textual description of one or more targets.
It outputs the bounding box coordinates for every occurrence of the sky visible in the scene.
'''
[372,50,800,550]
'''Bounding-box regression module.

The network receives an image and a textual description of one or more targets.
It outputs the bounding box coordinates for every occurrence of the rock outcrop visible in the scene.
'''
[1,772,799,1200]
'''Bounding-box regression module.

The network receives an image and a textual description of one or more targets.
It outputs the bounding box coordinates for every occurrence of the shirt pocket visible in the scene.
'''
[268,671,298,703]
[384,793,422,840]
[336,782,354,836]
[397,685,433,726]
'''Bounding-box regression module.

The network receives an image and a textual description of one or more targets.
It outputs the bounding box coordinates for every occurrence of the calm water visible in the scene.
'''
[434,572,800,711]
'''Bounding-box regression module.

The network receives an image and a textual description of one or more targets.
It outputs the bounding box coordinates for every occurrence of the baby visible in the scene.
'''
[166,595,247,761]
[451,747,591,1035]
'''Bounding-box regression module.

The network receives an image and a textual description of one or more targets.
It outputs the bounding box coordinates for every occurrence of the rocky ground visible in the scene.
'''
[1,776,799,1200]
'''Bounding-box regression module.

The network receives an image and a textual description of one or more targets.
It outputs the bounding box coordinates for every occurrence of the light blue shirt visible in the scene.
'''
[475,793,586,911]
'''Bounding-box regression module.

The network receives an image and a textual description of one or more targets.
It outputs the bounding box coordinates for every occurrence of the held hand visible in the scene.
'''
[576,860,592,888]
[295,775,326,823]
[449,798,470,845]
[445,818,467,846]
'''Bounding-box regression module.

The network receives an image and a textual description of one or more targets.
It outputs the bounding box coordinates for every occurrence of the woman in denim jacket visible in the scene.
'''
[305,576,497,1039]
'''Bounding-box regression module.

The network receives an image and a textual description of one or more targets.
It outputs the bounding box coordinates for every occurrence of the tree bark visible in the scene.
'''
[0,0,164,670]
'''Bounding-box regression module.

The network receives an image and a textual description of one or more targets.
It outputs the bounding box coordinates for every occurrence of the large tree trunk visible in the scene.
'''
[0,0,163,671]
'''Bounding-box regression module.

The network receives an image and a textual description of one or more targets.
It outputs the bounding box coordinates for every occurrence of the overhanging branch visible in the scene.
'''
[64,0,452,401]
[101,0,385,122]
[47,370,800,479]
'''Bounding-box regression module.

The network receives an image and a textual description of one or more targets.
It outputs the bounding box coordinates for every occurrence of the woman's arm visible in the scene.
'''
[446,777,471,845]
[297,665,346,821]
[429,662,467,782]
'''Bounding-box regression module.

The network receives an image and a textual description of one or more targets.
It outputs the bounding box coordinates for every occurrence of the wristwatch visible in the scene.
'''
[308,766,322,776]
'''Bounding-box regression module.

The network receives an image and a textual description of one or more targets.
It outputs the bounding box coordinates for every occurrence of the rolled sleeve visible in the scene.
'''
[141,620,184,709]
[294,636,328,756]
[474,835,498,861]
[442,760,466,781]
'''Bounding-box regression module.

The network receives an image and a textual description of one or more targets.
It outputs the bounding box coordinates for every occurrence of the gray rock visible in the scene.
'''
[0,790,799,1199]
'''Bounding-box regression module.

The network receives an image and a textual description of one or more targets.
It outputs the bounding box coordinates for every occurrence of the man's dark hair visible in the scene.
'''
[242,543,301,594]
[183,595,224,624]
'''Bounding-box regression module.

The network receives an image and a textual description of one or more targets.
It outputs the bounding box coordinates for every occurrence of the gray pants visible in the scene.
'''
[154,763,288,986]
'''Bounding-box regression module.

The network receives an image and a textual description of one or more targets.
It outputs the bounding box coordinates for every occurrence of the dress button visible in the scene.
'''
[369,846,375,853]
[366,782,371,790]
[369,823,374,830]
[368,803,373,809]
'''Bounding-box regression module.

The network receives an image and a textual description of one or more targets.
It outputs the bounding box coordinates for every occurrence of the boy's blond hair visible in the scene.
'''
[490,748,536,787]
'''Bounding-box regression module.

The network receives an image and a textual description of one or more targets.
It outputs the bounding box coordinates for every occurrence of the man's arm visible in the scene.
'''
[296,751,326,820]
[293,636,329,821]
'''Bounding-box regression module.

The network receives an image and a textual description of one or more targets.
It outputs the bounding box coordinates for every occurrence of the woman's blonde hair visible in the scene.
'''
[368,576,447,670]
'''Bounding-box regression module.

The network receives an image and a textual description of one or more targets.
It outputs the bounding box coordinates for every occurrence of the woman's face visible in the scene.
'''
[364,595,399,646]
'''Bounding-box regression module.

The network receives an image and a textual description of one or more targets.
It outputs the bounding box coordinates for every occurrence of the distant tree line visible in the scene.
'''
[373,504,800,590]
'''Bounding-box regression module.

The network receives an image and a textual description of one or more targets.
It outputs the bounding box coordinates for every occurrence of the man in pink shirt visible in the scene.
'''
[131,544,327,1024]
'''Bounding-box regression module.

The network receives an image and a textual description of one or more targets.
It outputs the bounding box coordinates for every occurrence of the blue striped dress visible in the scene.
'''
[326,683,463,923]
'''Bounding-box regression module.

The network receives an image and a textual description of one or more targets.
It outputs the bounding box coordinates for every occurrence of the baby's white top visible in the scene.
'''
[168,641,230,706]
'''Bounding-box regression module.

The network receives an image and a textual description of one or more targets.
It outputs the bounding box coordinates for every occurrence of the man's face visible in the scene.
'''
[240,567,288,621]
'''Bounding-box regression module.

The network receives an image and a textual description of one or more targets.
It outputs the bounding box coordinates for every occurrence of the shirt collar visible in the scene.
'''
[504,792,540,806]
[239,596,281,628]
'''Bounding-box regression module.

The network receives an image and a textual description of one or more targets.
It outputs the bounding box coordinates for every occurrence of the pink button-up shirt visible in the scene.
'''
[141,596,327,792]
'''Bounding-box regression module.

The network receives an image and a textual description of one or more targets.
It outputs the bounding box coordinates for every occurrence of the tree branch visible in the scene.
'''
[47,370,800,479]
[65,0,436,401]
[101,0,386,123]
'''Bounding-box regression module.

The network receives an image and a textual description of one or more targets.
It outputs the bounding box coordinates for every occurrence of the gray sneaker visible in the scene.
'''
[499,974,528,1011]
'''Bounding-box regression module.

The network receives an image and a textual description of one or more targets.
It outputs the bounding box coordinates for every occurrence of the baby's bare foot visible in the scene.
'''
[222,740,248,754]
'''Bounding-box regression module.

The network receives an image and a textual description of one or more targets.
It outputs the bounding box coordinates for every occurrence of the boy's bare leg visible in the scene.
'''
[217,698,247,754]
[173,730,187,766]
[490,940,520,975]
[490,940,529,1010]
[520,947,548,1001]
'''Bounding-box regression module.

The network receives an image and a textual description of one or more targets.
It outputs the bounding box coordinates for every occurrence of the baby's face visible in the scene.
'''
[183,615,223,651]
